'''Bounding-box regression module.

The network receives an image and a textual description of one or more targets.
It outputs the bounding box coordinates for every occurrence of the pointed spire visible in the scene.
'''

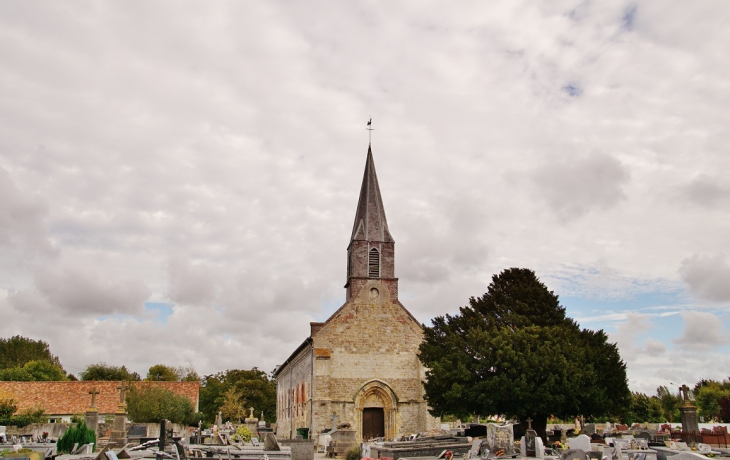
[350,145,393,244]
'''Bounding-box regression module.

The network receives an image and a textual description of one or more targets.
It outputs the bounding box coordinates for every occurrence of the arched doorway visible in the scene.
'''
[354,380,398,441]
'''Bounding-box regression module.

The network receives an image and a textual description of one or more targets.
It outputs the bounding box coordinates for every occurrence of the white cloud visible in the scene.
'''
[679,254,730,302]
[0,1,727,388]
[532,153,630,221]
[673,310,726,349]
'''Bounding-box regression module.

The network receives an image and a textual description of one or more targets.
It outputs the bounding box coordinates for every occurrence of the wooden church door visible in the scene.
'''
[362,408,385,440]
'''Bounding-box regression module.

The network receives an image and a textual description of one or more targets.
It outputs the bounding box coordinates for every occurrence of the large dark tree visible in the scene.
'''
[419,268,630,440]
[0,336,63,370]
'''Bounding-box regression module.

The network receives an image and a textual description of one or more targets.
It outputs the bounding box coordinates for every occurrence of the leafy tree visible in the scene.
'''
[0,367,34,381]
[145,364,199,382]
[23,360,67,381]
[695,381,730,422]
[657,386,681,422]
[220,387,247,423]
[0,360,67,381]
[718,395,730,422]
[0,336,63,370]
[419,268,630,440]
[0,398,47,427]
[178,365,201,382]
[126,385,201,425]
[146,364,180,381]
[199,368,276,423]
[80,363,141,381]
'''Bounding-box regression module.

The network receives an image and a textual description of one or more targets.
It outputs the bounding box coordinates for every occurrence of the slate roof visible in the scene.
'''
[350,145,393,244]
[0,380,200,415]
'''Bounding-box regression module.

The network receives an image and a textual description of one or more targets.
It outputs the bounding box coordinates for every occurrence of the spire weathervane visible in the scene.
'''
[366,117,374,145]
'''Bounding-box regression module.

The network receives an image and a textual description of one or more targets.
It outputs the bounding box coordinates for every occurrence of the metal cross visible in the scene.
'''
[366,118,374,145]
[88,387,100,408]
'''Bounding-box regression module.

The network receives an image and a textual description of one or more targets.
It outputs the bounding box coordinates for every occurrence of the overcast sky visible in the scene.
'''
[1,1,728,396]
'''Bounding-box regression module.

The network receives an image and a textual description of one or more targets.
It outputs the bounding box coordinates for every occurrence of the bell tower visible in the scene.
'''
[345,145,397,300]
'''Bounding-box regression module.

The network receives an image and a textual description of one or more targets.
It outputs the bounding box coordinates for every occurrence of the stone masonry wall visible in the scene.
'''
[276,344,313,439]
[310,279,436,440]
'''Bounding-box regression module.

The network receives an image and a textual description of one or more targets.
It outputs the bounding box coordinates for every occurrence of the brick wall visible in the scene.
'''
[0,381,200,415]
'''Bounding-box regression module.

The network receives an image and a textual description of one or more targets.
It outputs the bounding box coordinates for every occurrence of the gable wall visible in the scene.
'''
[310,279,437,438]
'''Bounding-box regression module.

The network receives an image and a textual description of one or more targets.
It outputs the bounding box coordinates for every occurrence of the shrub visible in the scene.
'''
[57,421,96,454]
[345,444,361,460]
[233,425,253,443]
[127,386,196,425]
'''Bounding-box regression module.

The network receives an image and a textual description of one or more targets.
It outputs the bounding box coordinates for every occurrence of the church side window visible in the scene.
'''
[369,248,380,277]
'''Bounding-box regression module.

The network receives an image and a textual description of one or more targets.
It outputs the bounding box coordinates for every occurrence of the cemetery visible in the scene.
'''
[3,389,730,460]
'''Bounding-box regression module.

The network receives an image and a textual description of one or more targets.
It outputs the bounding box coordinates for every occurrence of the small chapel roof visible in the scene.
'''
[350,145,393,244]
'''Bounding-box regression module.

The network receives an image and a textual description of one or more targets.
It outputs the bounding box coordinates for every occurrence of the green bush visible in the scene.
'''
[0,399,46,427]
[127,386,196,425]
[233,425,253,442]
[57,421,96,454]
[345,445,361,460]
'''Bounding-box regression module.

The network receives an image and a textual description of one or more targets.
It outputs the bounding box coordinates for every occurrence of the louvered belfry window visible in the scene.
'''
[369,248,380,278]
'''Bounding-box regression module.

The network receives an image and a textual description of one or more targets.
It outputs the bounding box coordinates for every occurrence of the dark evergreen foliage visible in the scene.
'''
[419,268,631,439]
[57,421,96,453]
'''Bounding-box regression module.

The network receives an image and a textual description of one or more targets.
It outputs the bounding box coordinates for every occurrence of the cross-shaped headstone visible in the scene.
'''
[117,382,130,404]
[249,407,254,419]
[88,387,100,408]
[526,418,533,430]
[679,384,690,402]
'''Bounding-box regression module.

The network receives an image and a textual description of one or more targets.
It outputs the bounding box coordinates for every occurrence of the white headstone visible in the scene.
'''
[535,437,545,459]
[571,435,591,452]
[520,436,527,457]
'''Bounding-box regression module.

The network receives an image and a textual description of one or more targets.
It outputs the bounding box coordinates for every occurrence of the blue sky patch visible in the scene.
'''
[145,302,174,323]
[563,82,583,97]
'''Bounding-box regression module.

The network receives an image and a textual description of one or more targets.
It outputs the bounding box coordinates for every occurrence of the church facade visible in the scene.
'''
[274,146,439,442]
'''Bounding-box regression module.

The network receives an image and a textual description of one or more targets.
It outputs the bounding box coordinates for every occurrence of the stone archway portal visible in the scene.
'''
[362,408,384,440]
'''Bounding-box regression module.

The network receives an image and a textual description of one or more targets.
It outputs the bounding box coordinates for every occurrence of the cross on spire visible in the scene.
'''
[366,118,374,145]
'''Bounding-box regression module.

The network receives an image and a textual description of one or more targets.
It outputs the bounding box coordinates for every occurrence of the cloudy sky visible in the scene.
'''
[1,1,728,395]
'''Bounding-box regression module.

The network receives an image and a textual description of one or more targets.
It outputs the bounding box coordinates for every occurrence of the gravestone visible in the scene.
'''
[675,442,690,452]
[109,382,130,447]
[86,387,100,433]
[535,437,545,459]
[583,424,596,436]
[486,423,515,456]
[264,432,281,451]
[525,419,537,457]
[613,439,632,451]
[468,439,483,459]
[560,448,587,460]
[570,435,591,452]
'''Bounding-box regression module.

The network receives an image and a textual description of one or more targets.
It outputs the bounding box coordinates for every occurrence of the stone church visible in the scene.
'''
[274,145,439,442]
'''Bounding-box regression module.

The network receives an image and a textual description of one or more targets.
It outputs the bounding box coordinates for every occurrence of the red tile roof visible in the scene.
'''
[0,381,200,415]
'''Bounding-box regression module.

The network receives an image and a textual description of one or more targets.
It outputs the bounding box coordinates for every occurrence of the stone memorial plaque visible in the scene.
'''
[486,423,514,455]
[128,424,148,437]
